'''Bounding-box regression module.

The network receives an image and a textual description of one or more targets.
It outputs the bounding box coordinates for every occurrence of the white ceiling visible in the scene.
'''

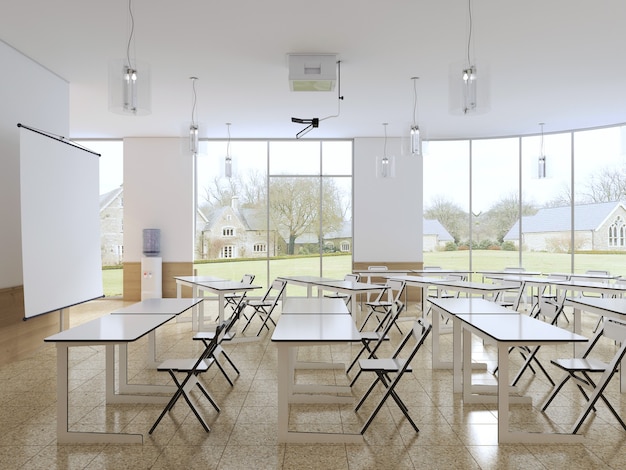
[2,0,626,141]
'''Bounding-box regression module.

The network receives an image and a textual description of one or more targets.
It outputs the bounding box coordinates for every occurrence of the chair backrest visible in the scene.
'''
[504,267,525,273]
[585,270,610,276]
[260,278,287,305]
[386,278,406,303]
[423,266,442,270]
[390,318,432,369]
[241,273,255,285]
[344,273,360,282]
[195,322,225,367]
[367,265,388,272]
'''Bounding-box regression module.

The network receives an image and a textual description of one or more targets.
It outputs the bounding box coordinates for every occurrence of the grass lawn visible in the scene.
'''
[101,251,626,297]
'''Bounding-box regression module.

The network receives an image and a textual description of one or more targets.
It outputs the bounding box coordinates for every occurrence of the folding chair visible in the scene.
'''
[494,294,566,386]
[541,317,626,433]
[149,322,226,434]
[193,298,244,386]
[348,298,405,386]
[241,278,287,336]
[359,278,406,333]
[364,266,388,303]
[354,318,432,434]
[222,273,255,316]
[324,273,360,312]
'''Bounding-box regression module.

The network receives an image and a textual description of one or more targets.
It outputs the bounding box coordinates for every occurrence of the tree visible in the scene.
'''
[579,166,626,203]
[269,177,344,255]
[482,193,537,243]
[424,196,468,242]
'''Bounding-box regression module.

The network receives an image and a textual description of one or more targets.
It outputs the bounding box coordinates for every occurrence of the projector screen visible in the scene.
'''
[19,124,103,319]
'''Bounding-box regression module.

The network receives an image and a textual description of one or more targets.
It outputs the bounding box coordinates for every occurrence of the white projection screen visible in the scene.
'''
[19,124,103,319]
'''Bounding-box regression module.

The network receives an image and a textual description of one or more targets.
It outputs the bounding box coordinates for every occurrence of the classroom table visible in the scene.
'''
[292,278,389,322]
[278,275,339,297]
[45,313,175,444]
[456,312,588,444]
[173,275,229,328]
[193,280,262,330]
[428,297,519,392]
[272,297,363,443]
[388,275,452,314]
[111,297,203,368]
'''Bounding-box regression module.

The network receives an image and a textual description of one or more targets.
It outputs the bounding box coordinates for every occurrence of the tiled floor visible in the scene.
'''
[1,297,625,469]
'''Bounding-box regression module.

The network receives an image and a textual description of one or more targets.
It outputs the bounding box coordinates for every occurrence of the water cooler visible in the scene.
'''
[141,229,162,300]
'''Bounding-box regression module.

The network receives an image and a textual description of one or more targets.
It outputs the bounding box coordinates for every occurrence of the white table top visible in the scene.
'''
[110,297,203,315]
[194,281,262,293]
[279,275,339,284]
[411,269,473,275]
[281,297,349,315]
[429,297,517,315]
[455,313,588,343]
[566,297,626,317]
[272,314,360,342]
[44,314,174,343]
[313,279,388,292]
[389,275,451,285]
[550,272,622,280]
[434,280,520,292]
[174,275,228,284]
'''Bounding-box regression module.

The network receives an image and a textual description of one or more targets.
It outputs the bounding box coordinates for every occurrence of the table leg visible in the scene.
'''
[58,343,143,444]
[277,344,289,442]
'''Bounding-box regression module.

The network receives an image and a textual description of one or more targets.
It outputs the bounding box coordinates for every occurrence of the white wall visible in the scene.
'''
[0,40,69,289]
[353,136,423,262]
[123,138,194,262]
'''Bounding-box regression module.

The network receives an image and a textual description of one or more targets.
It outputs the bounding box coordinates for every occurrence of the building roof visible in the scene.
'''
[99,186,123,212]
[423,218,454,241]
[504,201,625,240]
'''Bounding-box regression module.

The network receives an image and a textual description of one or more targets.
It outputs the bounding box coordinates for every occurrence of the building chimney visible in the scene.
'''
[231,196,239,211]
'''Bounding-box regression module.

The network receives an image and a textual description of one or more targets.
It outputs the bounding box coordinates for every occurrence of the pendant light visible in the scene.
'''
[189,77,199,155]
[538,123,547,179]
[108,0,151,115]
[462,0,477,114]
[377,123,395,178]
[410,77,421,156]
[225,123,233,178]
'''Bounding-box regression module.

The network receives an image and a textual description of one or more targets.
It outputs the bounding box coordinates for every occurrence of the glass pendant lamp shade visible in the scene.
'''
[409,77,421,156]
[376,123,395,178]
[224,123,233,178]
[108,59,151,115]
[410,125,421,156]
[189,124,199,155]
[462,66,477,114]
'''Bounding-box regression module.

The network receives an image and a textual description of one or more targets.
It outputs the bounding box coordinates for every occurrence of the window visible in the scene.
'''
[340,241,350,252]
[609,216,625,247]
[254,243,266,253]
[222,227,235,237]
[221,245,234,258]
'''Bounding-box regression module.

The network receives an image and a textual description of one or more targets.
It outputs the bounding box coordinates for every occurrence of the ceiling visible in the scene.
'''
[2,0,625,141]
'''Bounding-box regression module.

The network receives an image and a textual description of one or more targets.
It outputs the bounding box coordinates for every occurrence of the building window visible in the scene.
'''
[222,227,235,237]
[221,245,234,258]
[254,243,266,253]
[340,241,351,252]
[609,216,625,247]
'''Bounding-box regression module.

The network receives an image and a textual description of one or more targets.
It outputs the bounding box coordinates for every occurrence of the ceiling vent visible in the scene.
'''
[288,53,337,91]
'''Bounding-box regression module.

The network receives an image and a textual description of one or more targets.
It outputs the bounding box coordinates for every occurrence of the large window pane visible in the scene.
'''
[196,139,352,294]
[573,126,626,274]
[422,140,470,271]
[471,137,519,272]
[520,131,572,273]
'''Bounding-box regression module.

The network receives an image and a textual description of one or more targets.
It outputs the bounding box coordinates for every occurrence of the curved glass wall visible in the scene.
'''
[423,124,626,278]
